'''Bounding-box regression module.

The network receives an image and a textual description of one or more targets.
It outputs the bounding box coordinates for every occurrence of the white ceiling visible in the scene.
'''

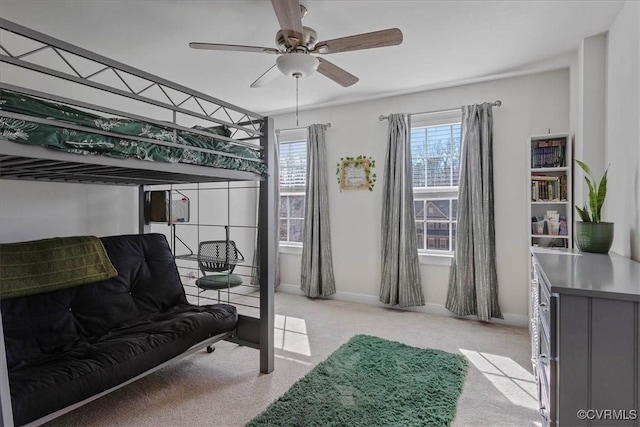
[0,0,625,116]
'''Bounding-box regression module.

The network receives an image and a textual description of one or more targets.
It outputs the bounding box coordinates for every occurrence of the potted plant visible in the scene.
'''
[574,160,613,253]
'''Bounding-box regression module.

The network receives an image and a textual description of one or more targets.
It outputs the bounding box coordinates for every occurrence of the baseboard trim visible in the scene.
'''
[277,283,528,328]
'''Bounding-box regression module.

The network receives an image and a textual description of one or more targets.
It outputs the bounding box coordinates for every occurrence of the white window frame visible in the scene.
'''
[278,128,307,248]
[279,193,305,247]
[411,110,462,259]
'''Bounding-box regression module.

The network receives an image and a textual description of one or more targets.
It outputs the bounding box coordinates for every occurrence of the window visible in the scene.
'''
[279,134,307,245]
[411,112,461,254]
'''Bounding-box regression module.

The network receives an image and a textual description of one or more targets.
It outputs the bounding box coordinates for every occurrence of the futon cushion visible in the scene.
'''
[1,233,187,370]
[8,303,237,426]
[1,233,240,426]
[196,274,243,290]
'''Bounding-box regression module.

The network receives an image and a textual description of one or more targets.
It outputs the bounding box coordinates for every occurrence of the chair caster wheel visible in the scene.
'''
[206,345,215,353]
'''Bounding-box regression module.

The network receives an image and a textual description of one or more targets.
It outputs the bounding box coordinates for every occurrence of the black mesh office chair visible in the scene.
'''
[195,240,244,299]
[195,240,244,353]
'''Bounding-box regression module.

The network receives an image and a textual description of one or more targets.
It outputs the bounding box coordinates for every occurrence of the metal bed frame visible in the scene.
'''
[0,17,275,426]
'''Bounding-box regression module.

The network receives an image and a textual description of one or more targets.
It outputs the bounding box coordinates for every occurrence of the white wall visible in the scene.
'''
[605,0,640,260]
[0,179,138,242]
[274,69,570,324]
[573,33,608,210]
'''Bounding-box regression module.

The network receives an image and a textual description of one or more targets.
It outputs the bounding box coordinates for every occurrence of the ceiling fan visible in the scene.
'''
[189,0,403,88]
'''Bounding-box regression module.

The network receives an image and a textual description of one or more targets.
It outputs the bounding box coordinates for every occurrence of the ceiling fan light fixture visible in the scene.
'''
[276,53,319,78]
[191,1,404,88]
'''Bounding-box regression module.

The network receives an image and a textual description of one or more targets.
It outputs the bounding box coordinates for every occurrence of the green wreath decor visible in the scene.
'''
[336,155,377,191]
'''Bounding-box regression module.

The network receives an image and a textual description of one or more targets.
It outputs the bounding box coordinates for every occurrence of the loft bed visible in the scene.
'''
[0,21,270,185]
[0,16,275,424]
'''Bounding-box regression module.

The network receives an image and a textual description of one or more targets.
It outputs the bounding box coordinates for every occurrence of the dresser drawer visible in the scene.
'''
[537,304,557,422]
[538,280,551,331]
[538,364,551,427]
[539,324,551,365]
[530,317,540,373]
[538,326,552,395]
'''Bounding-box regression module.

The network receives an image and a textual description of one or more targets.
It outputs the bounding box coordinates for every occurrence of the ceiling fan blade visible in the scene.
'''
[271,0,304,44]
[189,42,280,54]
[317,58,359,87]
[313,28,403,54]
[250,64,280,88]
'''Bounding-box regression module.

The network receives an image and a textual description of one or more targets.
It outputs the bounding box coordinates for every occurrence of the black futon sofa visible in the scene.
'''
[1,233,238,426]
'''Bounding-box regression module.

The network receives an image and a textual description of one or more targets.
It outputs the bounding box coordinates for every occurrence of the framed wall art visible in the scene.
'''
[336,155,376,191]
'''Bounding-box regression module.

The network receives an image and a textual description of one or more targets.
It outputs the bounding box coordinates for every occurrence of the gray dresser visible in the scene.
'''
[530,247,640,426]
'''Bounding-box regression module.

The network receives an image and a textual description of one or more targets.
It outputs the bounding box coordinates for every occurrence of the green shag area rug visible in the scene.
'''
[248,334,468,427]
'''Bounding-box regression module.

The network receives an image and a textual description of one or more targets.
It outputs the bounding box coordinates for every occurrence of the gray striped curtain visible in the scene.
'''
[379,114,425,307]
[300,124,336,297]
[446,103,502,322]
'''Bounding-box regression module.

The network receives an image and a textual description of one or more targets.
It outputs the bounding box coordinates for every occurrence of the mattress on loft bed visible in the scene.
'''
[0,90,267,175]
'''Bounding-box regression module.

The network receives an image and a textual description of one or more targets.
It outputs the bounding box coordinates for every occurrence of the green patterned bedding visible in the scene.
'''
[0,90,267,175]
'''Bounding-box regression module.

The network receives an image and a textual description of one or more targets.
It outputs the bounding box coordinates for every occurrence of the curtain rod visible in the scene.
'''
[378,100,502,121]
[275,122,331,135]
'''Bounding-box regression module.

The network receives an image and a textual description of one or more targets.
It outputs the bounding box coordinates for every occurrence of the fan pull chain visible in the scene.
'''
[295,75,299,127]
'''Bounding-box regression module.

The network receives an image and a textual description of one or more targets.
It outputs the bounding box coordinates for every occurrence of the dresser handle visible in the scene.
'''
[539,406,549,422]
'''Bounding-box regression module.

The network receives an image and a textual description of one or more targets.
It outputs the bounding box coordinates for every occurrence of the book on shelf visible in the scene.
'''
[531,139,566,168]
[530,174,559,181]
[536,138,565,148]
[531,175,567,201]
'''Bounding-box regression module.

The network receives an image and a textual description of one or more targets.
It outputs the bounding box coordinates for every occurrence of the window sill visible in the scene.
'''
[279,244,303,255]
[418,252,454,266]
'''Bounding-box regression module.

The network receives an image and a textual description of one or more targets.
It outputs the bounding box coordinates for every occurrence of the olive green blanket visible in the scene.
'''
[0,236,117,299]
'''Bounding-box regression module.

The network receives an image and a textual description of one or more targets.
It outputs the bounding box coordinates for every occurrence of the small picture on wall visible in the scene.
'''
[336,155,376,191]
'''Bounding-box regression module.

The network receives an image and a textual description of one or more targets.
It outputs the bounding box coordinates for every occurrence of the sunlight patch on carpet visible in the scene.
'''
[274,314,311,356]
[275,354,313,366]
[248,334,468,427]
[459,349,537,410]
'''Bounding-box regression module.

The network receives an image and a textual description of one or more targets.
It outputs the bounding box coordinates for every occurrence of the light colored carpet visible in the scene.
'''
[44,292,538,427]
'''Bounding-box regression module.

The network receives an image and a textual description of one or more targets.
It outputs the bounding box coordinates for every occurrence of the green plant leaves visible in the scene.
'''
[575,159,592,177]
[575,160,609,223]
[575,205,592,222]
[594,166,608,223]
[585,176,599,223]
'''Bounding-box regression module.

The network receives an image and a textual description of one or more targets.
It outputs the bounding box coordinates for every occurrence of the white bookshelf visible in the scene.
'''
[528,133,572,248]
